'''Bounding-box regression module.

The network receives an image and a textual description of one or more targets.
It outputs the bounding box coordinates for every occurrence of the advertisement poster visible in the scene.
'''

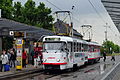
[16,39,23,70]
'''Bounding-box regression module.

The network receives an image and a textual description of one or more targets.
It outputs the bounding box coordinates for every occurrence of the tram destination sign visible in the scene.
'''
[45,38,60,41]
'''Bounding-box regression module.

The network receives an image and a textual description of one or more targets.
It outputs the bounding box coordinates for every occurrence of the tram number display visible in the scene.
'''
[45,38,60,41]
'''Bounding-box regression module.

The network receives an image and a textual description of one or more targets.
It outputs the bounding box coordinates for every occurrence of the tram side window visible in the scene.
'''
[76,43,78,52]
[71,42,73,52]
[81,43,84,52]
[67,42,71,52]
[75,53,79,57]
[85,44,88,52]
[74,42,76,52]
[83,44,85,52]
[77,43,79,52]
[90,46,94,52]
[76,42,78,52]
[78,43,81,52]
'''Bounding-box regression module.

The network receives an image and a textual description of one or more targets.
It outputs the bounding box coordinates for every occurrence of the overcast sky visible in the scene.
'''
[13,0,120,45]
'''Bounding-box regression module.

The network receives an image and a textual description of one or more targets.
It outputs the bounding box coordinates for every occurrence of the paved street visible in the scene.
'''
[22,56,120,80]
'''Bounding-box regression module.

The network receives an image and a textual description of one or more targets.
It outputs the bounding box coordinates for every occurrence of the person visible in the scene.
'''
[111,55,115,61]
[30,49,35,65]
[34,48,39,68]
[10,50,16,68]
[1,50,8,72]
[22,49,27,68]
[103,51,106,62]
[7,50,11,65]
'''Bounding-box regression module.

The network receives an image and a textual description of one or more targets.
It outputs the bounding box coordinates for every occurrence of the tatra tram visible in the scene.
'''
[42,36,101,70]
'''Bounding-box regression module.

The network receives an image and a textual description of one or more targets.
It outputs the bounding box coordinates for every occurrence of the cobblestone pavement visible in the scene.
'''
[24,56,120,80]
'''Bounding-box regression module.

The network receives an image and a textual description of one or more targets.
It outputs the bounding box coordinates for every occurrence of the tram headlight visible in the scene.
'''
[56,59,60,62]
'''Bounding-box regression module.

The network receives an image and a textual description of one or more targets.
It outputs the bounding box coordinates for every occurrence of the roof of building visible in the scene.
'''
[54,20,83,38]
[0,18,54,39]
[0,18,83,40]
[102,0,120,32]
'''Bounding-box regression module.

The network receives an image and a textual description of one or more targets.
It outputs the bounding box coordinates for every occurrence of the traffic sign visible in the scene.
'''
[9,31,14,36]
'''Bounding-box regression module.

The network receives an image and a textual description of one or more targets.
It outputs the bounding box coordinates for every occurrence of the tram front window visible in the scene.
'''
[44,42,66,50]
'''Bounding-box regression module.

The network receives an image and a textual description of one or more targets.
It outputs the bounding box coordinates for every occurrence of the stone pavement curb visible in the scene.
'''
[0,67,43,80]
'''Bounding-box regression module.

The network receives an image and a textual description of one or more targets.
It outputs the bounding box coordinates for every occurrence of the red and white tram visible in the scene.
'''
[87,42,101,63]
[42,36,101,70]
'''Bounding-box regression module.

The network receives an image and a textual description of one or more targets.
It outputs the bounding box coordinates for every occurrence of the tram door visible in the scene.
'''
[66,42,73,68]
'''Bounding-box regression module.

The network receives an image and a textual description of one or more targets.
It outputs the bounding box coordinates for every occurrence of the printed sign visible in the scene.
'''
[16,38,23,70]
[16,39,23,45]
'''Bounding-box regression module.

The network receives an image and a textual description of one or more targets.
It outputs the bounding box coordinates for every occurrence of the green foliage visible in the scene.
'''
[2,37,13,50]
[0,0,54,30]
[102,40,120,54]
[0,0,13,19]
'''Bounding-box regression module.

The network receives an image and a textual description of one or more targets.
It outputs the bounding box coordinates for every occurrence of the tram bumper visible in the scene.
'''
[42,62,67,70]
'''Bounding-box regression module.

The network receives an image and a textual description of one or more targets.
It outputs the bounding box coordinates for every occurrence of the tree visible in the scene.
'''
[23,0,36,25]
[114,44,120,53]
[102,40,120,54]
[0,0,13,19]
[13,0,54,30]
[2,36,13,50]
[1,0,54,31]
[13,2,23,22]
[36,2,53,30]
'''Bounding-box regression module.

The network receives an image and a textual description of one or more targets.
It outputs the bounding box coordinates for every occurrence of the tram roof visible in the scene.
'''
[88,41,101,46]
[102,0,120,33]
[43,35,87,43]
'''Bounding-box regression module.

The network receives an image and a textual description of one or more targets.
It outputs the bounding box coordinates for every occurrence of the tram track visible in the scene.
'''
[7,61,113,80]
[12,63,98,80]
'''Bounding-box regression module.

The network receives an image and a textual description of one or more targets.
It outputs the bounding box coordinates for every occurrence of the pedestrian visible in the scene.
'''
[7,50,11,65]
[10,50,16,68]
[30,49,35,65]
[22,49,27,68]
[34,48,39,68]
[103,51,106,62]
[1,50,9,72]
[111,55,115,61]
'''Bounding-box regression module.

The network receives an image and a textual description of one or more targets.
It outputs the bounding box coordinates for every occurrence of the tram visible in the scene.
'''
[87,42,101,63]
[42,35,101,70]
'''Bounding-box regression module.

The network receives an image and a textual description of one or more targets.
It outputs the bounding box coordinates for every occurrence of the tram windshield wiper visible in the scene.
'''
[55,43,65,53]
[44,49,48,53]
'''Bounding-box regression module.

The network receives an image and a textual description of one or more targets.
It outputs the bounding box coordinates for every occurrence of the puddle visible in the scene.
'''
[84,69,95,73]
[84,63,115,75]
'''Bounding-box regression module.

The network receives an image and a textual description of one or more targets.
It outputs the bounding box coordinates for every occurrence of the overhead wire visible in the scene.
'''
[46,0,120,43]
[46,0,62,10]
[45,0,80,23]
[87,0,120,44]
[87,0,106,24]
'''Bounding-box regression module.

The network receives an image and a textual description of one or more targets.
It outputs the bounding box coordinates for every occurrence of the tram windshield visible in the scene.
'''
[43,42,66,50]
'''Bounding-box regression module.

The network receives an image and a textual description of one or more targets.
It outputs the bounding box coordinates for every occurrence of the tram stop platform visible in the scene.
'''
[95,56,120,80]
[0,64,43,80]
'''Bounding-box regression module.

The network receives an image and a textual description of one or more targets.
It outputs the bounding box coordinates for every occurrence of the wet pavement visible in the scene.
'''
[22,56,120,80]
